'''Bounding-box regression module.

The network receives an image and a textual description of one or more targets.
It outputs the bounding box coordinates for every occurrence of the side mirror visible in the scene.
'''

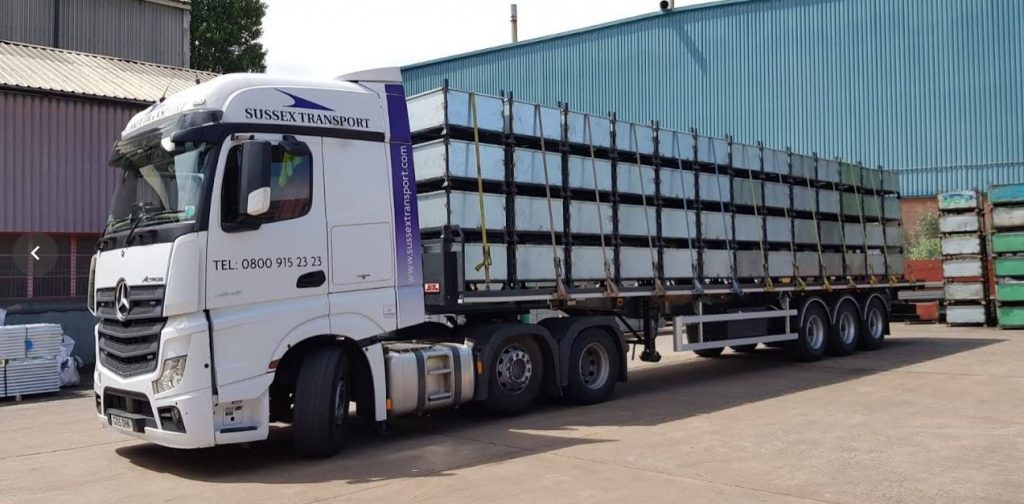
[238,140,272,217]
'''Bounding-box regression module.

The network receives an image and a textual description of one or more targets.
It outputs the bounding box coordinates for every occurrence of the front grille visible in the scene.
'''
[96,285,165,378]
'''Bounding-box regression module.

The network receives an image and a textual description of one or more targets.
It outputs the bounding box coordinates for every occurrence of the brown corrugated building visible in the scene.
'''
[0,0,215,363]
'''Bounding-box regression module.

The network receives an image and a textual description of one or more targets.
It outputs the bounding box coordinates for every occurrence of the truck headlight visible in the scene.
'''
[153,356,187,394]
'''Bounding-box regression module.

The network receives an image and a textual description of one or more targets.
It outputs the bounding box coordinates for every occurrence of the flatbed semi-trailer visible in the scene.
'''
[89,69,915,456]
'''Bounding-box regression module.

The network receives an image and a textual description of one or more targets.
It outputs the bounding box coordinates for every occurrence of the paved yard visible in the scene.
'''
[1,324,1021,503]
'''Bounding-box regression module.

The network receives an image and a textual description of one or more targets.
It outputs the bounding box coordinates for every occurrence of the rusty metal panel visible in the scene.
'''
[992,207,1024,230]
[1,92,139,234]
[941,236,982,256]
[939,214,980,233]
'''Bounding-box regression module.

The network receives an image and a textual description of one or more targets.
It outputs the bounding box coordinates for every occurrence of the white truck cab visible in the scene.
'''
[92,70,451,452]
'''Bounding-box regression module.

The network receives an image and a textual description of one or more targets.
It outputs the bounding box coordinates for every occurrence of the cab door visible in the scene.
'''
[205,134,329,387]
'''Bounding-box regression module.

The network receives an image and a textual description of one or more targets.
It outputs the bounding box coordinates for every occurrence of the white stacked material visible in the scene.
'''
[3,359,60,397]
[24,324,63,359]
[0,325,27,360]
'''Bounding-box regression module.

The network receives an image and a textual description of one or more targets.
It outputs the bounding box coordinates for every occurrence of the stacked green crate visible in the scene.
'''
[990,183,1024,329]
[938,190,989,325]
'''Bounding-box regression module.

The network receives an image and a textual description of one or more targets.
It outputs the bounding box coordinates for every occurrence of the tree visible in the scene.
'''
[190,0,267,73]
[907,211,941,260]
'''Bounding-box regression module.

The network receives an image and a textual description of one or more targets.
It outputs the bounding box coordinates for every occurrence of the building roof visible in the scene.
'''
[404,0,753,70]
[0,40,216,104]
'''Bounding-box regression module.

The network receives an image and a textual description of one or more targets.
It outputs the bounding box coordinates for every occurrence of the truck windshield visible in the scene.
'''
[106,142,216,234]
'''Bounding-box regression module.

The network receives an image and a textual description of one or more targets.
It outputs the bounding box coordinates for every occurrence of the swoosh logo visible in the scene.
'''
[276,89,334,111]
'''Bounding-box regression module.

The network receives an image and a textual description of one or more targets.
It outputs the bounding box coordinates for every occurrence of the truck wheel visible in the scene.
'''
[792,302,829,362]
[686,327,723,358]
[293,347,349,457]
[828,302,860,356]
[484,335,544,414]
[731,344,758,353]
[859,298,887,351]
[566,330,620,405]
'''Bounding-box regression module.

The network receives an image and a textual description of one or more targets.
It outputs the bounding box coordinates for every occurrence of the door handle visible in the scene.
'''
[296,270,326,288]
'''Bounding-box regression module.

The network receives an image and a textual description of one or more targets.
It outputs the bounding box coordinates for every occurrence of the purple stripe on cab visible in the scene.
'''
[385,84,422,288]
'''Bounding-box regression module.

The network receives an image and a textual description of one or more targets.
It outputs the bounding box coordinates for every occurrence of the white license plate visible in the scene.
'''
[110,414,134,431]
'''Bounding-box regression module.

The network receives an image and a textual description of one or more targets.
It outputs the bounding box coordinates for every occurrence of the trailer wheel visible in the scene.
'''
[828,301,860,356]
[566,330,620,405]
[859,298,887,351]
[731,344,758,353]
[293,347,349,457]
[686,326,724,358]
[484,335,544,414]
[792,302,829,362]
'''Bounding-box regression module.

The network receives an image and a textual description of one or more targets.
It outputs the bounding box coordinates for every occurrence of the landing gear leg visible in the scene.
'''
[639,306,662,363]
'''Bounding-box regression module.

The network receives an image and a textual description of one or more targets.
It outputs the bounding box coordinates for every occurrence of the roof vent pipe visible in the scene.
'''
[659,0,675,11]
[511,4,518,43]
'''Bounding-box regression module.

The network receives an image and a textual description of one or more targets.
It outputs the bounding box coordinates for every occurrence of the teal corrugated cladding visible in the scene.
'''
[402,0,1024,197]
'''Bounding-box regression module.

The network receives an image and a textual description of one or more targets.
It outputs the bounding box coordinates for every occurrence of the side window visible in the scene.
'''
[222,142,313,227]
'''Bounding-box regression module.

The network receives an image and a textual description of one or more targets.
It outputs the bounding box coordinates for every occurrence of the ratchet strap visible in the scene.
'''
[631,124,665,296]
[833,178,856,289]
[673,132,701,293]
[743,155,772,291]
[586,114,619,297]
[777,152,804,290]
[708,137,741,294]
[855,179,877,284]
[468,93,492,288]
[535,104,568,301]
[805,170,831,291]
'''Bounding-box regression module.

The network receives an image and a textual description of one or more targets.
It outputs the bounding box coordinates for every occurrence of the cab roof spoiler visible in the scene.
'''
[336,67,402,84]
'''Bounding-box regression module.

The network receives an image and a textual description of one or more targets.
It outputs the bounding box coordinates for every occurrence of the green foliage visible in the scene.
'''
[907,211,941,260]
[191,0,267,73]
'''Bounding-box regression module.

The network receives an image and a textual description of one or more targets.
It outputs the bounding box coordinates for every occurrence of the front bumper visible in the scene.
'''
[94,313,216,449]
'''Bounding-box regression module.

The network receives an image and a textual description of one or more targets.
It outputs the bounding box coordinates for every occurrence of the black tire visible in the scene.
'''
[731,344,758,353]
[484,335,544,414]
[566,330,620,405]
[859,298,887,351]
[686,326,724,358]
[293,347,349,457]
[828,301,860,356]
[791,302,829,362]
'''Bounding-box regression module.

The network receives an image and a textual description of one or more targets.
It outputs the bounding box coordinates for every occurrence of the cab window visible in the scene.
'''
[222,142,313,226]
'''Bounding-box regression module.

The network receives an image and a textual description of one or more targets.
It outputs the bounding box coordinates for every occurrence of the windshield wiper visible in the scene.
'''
[124,208,182,245]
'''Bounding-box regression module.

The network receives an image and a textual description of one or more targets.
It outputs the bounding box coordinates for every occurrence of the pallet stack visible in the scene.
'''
[989,183,1024,329]
[407,84,903,295]
[0,324,63,398]
[938,191,990,325]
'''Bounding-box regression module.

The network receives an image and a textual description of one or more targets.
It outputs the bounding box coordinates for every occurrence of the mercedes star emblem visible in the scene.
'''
[114,279,131,322]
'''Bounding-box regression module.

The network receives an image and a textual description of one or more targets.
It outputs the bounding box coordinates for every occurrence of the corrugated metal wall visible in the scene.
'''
[403,0,1024,197]
[0,91,139,234]
[0,0,189,67]
[0,0,54,47]
[59,0,190,67]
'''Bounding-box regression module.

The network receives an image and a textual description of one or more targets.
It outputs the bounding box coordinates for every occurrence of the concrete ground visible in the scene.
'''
[1,324,1021,504]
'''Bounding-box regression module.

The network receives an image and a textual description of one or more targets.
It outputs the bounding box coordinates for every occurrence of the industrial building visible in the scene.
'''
[402,0,1023,199]
[0,0,192,67]
[0,0,212,363]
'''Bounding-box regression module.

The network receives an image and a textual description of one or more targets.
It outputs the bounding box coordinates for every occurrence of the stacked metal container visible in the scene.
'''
[0,324,63,398]
[938,191,990,325]
[408,84,902,291]
[989,184,1024,329]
